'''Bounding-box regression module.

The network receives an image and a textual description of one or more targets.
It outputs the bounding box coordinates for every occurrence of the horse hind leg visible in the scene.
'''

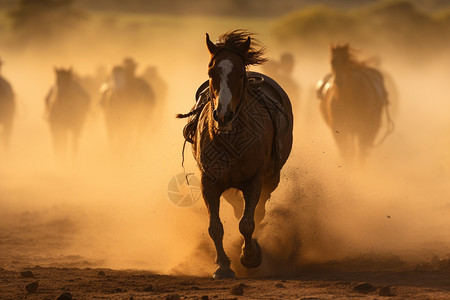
[202,178,235,279]
[254,175,280,231]
[334,131,355,163]
[222,189,244,220]
[358,131,376,164]
[71,124,84,158]
[239,177,263,269]
[51,125,67,157]
[2,120,13,151]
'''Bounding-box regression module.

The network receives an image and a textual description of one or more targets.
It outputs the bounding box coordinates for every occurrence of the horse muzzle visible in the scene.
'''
[213,109,234,132]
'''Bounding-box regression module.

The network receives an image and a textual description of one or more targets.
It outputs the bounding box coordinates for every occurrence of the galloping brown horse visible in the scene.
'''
[316,44,391,162]
[178,30,293,278]
[45,68,90,157]
[0,70,15,151]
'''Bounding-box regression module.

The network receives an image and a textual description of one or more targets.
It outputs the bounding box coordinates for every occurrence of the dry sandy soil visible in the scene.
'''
[2,262,450,299]
[1,182,450,300]
[1,219,450,300]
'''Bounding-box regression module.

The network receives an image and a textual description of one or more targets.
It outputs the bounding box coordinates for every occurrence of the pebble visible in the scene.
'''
[20,270,34,278]
[97,271,106,277]
[55,292,73,300]
[353,282,377,293]
[25,281,39,293]
[166,294,181,300]
[379,285,396,296]
[231,283,246,295]
[143,284,154,292]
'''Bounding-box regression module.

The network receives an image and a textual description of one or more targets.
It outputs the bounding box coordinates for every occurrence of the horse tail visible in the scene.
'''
[361,67,394,148]
[373,100,395,147]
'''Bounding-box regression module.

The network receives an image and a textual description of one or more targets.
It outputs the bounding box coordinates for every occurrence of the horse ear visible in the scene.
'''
[240,36,251,53]
[206,33,218,54]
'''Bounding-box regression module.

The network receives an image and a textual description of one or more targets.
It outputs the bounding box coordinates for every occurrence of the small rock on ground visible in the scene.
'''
[353,282,377,293]
[143,284,154,292]
[55,292,73,300]
[25,281,39,293]
[20,271,34,278]
[379,286,396,296]
[231,283,246,295]
[166,294,181,300]
[97,271,106,277]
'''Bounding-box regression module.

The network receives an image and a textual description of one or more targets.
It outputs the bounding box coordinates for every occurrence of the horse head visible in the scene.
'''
[330,44,359,86]
[54,67,75,96]
[206,34,249,131]
[205,30,267,132]
[55,67,73,90]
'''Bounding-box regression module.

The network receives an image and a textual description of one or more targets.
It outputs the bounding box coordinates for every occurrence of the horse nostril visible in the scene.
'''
[225,111,234,122]
[213,110,219,122]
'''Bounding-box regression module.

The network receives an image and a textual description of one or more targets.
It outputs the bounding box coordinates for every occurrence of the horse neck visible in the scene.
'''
[111,75,133,91]
[333,61,363,88]
[56,82,72,97]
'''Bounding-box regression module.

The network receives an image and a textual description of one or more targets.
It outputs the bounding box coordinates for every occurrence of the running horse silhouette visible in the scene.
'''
[100,59,155,155]
[0,59,15,151]
[177,30,293,278]
[45,67,90,157]
[316,44,393,162]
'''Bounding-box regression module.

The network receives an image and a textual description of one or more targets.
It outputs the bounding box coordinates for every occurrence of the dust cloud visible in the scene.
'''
[1,5,450,279]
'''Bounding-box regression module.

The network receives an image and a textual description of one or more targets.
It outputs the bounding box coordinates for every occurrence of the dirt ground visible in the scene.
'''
[2,263,450,299]
[1,181,450,300]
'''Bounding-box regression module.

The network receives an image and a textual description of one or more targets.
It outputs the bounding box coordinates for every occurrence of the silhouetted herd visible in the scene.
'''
[0,43,395,162]
[0,57,168,158]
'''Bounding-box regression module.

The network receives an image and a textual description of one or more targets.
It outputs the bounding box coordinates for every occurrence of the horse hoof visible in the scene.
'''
[213,266,235,279]
[240,239,262,268]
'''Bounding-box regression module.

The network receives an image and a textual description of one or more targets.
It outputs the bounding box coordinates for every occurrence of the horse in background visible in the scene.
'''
[177,30,293,279]
[45,67,90,158]
[78,65,108,106]
[262,52,300,112]
[140,65,168,104]
[0,59,15,152]
[100,58,155,155]
[316,44,392,162]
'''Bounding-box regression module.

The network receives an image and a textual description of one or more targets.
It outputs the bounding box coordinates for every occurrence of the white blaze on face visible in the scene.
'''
[217,59,234,116]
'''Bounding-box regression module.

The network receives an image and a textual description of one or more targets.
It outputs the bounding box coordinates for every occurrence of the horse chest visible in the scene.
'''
[195,107,272,184]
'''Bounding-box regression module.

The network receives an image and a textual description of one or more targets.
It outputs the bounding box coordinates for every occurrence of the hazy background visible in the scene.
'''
[0,0,449,277]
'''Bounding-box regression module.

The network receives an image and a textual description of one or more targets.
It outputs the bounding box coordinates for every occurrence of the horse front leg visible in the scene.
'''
[202,177,235,279]
[239,176,263,268]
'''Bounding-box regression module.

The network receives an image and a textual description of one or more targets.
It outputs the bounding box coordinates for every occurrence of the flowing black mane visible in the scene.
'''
[332,44,367,68]
[215,30,267,67]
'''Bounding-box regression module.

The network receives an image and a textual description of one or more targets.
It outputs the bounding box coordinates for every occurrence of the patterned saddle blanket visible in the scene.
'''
[178,71,292,145]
